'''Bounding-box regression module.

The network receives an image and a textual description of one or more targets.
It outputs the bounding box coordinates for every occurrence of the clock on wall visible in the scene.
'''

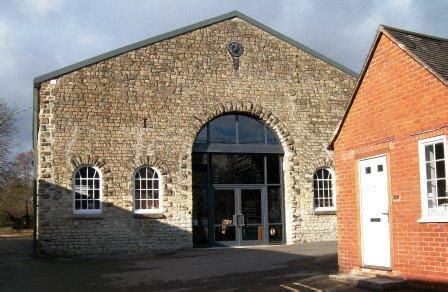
[227,42,244,57]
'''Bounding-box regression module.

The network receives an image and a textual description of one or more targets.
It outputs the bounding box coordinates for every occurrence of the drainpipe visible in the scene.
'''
[32,84,39,256]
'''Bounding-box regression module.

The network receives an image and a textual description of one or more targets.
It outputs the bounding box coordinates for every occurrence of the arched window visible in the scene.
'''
[134,166,162,213]
[73,166,101,214]
[193,114,282,154]
[313,168,335,211]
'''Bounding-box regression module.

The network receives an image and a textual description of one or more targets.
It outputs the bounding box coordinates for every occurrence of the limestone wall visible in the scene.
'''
[36,17,355,255]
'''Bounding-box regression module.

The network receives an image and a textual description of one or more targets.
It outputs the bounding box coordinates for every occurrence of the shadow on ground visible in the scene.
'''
[1,237,446,291]
[0,237,352,291]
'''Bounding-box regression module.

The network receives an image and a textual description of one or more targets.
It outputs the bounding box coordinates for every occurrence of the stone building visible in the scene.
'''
[33,11,356,255]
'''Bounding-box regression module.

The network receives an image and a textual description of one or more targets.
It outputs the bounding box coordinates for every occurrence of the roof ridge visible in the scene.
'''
[380,24,448,42]
[34,10,357,85]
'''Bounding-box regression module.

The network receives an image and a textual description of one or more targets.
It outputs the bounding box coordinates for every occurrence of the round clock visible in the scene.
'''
[227,42,244,57]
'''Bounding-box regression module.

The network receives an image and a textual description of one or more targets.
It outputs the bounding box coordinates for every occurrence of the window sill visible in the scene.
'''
[314,209,336,215]
[72,213,103,219]
[133,213,166,219]
[418,217,448,223]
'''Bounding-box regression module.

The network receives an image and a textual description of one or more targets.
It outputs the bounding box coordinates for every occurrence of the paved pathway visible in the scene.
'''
[0,237,358,291]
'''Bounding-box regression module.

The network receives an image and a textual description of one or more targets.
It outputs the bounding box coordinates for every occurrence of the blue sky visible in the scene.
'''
[1,0,447,155]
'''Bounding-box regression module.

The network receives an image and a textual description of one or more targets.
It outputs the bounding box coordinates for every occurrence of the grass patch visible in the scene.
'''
[0,226,33,238]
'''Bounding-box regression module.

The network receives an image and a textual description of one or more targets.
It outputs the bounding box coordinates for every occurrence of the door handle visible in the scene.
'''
[381,212,389,216]
[239,214,245,227]
[234,214,244,227]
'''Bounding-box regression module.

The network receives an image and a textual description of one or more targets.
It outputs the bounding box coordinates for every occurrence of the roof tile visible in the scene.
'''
[383,26,448,84]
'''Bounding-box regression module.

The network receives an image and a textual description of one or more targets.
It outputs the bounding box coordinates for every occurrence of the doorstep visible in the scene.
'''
[357,276,407,290]
[330,274,407,290]
[329,273,373,285]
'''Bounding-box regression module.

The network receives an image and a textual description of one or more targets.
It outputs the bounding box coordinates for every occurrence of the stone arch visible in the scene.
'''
[187,101,299,245]
[187,101,296,169]
[128,155,170,176]
[307,157,335,183]
[67,154,114,200]
[127,154,174,201]
[310,157,334,171]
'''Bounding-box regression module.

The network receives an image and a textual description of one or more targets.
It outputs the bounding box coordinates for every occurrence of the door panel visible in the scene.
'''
[359,155,391,268]
[240,189,263,242]
[213,187,265,245]
[213,189,237,244]
[267,186,283,243]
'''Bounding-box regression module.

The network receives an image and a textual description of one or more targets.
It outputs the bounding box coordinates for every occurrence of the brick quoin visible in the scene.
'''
[334,33,448,283]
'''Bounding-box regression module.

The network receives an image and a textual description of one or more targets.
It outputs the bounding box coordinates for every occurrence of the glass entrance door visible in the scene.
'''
[240,188,264,245]
[213,187,265,246]
[213,189,237,245]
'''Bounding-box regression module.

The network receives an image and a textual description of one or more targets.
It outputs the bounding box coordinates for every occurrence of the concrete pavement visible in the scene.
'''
[0,236,361,291]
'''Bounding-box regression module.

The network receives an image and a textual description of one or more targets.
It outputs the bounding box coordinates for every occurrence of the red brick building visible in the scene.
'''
[330,26,448,283]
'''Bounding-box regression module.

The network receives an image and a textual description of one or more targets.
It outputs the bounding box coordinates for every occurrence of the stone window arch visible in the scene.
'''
[133,166,162,213]
[73,165,102,214]
[313,168,336,211]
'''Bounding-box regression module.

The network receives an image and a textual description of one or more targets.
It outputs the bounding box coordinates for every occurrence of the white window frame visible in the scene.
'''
[313,167,337,212]
[418,135,448,223]
[133,166,163,214]
[73,165,102,215]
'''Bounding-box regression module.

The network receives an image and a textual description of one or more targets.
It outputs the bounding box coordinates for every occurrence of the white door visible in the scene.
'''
[359,155,391,268]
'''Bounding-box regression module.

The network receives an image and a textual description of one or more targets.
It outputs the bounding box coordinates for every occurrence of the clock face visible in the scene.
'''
[227,42,244,57]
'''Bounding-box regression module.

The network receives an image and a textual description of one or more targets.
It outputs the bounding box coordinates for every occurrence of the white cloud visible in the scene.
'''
[359,0,421,33]
[75,28,109,47]
[0,20,9,47]
[0,20,15,73]
[18,0,64,17]
[0,0,446,156]
[51,21,114,67]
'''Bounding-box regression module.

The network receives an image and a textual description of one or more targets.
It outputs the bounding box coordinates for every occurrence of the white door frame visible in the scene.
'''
[358,154,392,269]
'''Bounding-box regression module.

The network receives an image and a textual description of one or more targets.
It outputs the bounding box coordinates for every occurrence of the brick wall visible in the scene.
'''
[334,33,448,282]
[36,17,355,255]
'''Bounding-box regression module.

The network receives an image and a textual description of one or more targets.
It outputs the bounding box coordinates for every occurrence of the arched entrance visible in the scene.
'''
[192,113,285,247]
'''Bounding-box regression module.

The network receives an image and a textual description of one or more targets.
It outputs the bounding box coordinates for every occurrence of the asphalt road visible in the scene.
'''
[0,236,368,291]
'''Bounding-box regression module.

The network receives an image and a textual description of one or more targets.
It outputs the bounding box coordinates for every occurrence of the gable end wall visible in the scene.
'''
[36,18,356,255]
[334,34,448,282]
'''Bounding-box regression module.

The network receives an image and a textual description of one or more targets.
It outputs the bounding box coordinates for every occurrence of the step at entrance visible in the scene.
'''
[357,276,406,290]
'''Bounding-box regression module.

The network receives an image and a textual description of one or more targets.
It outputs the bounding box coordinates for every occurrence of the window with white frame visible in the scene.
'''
[418,135,447,220]
[134,166,161,213]
[73,166,101,213]
[313,168,335,211]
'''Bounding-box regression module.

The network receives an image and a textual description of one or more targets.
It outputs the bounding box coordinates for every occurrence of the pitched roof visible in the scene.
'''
[33,10,357,86]
[383,25,448,84]
[328,25,448,150]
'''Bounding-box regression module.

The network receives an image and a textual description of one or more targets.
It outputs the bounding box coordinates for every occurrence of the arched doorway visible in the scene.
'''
[192,113,285,247]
